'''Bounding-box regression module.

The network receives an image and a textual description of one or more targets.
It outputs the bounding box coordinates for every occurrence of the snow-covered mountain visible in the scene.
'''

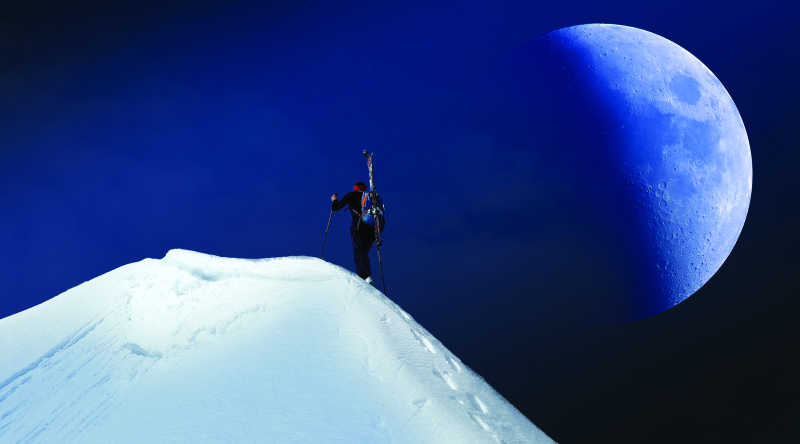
[0,249,553,443]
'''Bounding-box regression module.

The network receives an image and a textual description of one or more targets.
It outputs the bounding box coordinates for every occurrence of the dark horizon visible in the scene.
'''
[1,1,797,442]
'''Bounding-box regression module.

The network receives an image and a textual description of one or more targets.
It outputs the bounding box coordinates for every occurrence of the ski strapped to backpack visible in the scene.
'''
[361,150,386,245]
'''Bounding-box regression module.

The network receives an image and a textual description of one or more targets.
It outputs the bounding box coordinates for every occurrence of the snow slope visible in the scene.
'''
[0,249,553,443]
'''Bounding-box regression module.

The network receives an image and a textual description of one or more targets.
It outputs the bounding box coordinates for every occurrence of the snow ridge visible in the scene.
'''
[0,249,553,443]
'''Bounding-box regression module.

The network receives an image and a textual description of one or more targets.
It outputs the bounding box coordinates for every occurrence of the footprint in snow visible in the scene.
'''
[445,354,462,373]
[470,412,491,431]
[413,398,428,407]
[410,329,436,354]
[468,392,488,414]
[398,308,412,321]
[432,367,458,391]
[122,343,162,359]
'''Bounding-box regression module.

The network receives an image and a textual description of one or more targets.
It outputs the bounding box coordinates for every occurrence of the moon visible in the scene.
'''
[479,24,752,323]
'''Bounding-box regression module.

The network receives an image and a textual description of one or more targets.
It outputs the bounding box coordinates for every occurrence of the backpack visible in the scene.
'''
[360,191,386,231]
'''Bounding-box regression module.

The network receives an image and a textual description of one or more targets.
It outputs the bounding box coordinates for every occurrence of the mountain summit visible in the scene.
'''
[0,249,553,443]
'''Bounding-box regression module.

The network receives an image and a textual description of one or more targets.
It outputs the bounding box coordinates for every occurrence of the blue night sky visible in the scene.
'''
[1,0,798,442]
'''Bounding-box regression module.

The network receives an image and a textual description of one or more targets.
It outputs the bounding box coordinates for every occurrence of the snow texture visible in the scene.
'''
[0,249,553,443]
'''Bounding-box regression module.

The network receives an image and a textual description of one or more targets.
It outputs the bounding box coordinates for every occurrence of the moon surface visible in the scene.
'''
[481,24,751,323]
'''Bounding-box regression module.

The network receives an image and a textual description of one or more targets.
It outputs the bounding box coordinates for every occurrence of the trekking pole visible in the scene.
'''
[376,242,387,295]
[320,210,333,259]
[374,216,387,295]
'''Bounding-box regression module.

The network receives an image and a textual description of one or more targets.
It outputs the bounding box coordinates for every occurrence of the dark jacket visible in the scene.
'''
[332,191,365,230]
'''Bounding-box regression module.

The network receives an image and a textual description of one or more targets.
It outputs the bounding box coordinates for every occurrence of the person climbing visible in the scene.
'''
[331,181,378,284]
